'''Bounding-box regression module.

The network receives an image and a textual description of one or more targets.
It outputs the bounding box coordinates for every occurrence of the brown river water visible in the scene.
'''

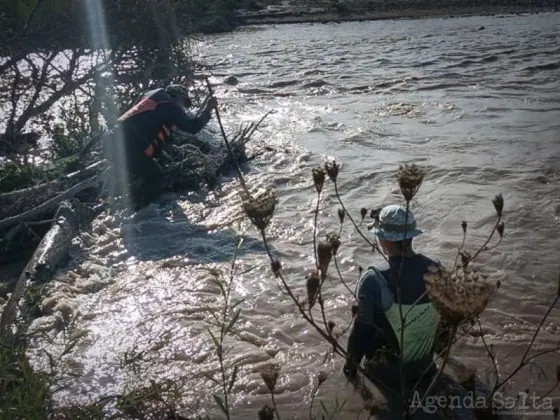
[9,11,560,419]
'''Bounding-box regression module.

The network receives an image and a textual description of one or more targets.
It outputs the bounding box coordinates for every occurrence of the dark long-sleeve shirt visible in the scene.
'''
[116,88,212,158]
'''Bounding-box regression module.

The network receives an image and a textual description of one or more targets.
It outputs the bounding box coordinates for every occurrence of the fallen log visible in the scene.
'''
[0,160,107,219]
[0,200,93,337]
[0,175,101,232]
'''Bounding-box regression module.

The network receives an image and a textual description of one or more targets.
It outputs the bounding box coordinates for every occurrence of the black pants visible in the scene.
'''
[127,149,164,210]
[104,132,164,210]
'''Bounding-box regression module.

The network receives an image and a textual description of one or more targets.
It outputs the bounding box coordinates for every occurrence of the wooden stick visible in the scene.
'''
[204,77,249,194]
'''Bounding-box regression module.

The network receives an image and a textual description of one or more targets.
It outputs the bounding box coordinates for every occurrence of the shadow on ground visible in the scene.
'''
[120,196,266,262]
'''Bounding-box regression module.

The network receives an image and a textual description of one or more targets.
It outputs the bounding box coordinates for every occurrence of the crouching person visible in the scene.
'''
[104,84,217,210]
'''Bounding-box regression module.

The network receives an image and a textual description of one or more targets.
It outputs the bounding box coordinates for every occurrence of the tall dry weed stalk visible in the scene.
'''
[236,159,559,419]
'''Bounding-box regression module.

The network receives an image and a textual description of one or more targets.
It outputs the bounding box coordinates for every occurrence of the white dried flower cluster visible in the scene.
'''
[424,264,497,325]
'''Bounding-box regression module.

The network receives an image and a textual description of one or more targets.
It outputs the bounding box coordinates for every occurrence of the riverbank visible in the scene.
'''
[234,3,558,26]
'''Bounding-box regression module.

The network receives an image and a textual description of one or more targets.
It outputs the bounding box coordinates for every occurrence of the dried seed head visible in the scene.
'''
[327,233,341,255]
[397,164,425,201]
[258,405,275,420]
[492,194,504,218]
[306,271,321,309]
[318,371,328,386]
[462,221,467,233]
[312,167,326,194]
[424,264,497,326]
[556,364,560,383]
[327,320,336,333]
[358,266,363,275]
[496,280,501,289]
[360,207,367,221]
[317,241,333,280]
[351,304,359,318]
[325,159,341,182]
[370,208,381,221]
[271,260,282,277]
[337,208,345,224]
[259,363,280,393]
[497,222,505,238]
[242,188,278,231]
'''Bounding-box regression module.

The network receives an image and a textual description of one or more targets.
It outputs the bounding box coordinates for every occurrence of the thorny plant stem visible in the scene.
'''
[396,200,410,410]
[309,384,319,420]
[314,187,327,332]
[258,229,400,400]
[453,225,468,269]
[217,332,230,416]
[318,283,330,336]
[259,229,341,352]
[408,310,477,400]
[409,326,457,417]
[271,391,282,420]
[477,317,500,390]
[484,235,503,252]
[313,190,320,269]
[535,381,560,403]
[469,216,501,265]
[490,293,560,397]
[333,181,389,264]
[523,347,560,365]
[403,290,428,320]
[215,237,243,419]
[333,255,357,301]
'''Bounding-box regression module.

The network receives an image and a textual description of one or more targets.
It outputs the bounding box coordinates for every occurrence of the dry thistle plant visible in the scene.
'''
[317,241,333,280]
[241,187,278,232]
[397,163,424,201]
[258,405,274,420]
[422,192,503,328]
[259,362,280,393]
[236,154,560,420]
[424,264,498,326]
[306,271,321,310]
[258,362,282,419]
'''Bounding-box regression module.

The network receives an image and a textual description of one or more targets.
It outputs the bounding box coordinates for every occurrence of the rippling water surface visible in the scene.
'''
[23,12,560,418]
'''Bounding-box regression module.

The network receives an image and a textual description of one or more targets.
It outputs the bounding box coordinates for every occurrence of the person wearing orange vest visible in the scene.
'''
[106,84,218,210]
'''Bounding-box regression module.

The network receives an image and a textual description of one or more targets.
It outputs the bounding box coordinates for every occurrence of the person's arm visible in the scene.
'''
[345,320,376,378]
[170,106,212,134]
[344,270,383,378]
[169,97,218,135]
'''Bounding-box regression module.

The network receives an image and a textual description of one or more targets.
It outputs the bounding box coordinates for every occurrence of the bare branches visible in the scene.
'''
[487,291,560,398]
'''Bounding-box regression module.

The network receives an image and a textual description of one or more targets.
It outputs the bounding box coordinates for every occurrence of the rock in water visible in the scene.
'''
[224,75,239,86]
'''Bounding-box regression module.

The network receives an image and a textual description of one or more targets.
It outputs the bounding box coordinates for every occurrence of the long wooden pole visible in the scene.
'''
[204,77,249,194]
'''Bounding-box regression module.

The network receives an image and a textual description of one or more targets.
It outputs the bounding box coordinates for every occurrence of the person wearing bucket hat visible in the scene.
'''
[105,84,218,210]
[344,204,443,396]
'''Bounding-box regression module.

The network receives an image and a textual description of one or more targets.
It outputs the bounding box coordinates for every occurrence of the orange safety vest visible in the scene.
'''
[117,97,176,158]
[144,123,176,158]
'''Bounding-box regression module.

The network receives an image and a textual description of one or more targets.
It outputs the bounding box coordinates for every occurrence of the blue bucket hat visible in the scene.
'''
[367,204,423,242]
